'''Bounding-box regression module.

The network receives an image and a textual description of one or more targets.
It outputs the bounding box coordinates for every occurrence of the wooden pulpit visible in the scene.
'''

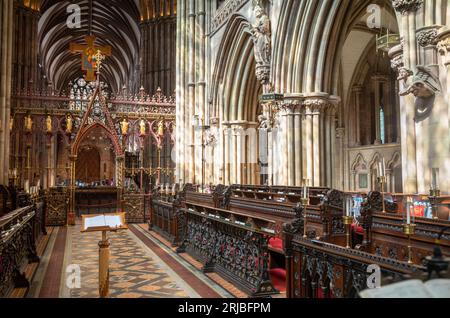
[81,212,128,298]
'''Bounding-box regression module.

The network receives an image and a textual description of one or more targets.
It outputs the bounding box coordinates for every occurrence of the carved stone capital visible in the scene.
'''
[437,28,450,62]
[437,38,450,54]
[303,97,334,113]
[388,43,413,81]
[417,28,438,47]
[392,0,423,15]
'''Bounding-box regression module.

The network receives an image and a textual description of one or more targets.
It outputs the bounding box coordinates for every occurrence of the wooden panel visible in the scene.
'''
[76,148,100,184]
[45,188,68,226]
[123,193,145,223]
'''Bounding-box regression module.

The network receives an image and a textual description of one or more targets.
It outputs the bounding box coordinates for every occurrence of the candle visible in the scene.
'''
[303,184,308,199]
[378,159,385,177]
[382,158,386,177]
[406,198,411,224]
[348,198,352,216]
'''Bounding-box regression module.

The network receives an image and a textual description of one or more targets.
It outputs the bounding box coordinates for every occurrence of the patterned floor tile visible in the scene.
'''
[63,224,190,298]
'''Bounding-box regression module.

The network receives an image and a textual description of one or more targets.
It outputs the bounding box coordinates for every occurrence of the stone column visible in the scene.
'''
[437,29,450,194]
[0,0,13,185]
[175,0,186,183]
[294,104,302,186]
[391,0,423,194]
[246,122,258,185]
[352,85,363,146]
[223,124,231,185]
[188,0,196,184]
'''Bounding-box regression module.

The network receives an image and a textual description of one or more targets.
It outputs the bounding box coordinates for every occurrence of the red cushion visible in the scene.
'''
[268,238,283,250]
[318,287,325,298]
[269,268,286,292]
[351,223,364,234]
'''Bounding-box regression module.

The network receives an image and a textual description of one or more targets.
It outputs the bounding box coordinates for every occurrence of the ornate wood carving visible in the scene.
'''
[123,193,145,223]
[288,238,422,298]
[0,206,40,297]
[45,188,68,226]
[178,205,277,297]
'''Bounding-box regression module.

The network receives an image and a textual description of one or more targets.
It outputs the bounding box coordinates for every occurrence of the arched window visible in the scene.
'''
[380,106,385,145]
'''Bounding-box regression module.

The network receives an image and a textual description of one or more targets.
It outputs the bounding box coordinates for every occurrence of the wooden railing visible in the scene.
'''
[284,235,423,298]
[0,205,41,297]
[177,202,278,297]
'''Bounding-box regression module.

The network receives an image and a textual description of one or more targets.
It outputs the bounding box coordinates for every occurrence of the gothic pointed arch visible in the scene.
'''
[71,86,123,156]
[210,14,262,123]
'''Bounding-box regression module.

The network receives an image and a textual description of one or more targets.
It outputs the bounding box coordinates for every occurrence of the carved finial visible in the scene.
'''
[94,49,106,72]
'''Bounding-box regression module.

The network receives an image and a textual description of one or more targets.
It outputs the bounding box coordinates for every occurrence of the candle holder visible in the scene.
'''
[429,188,441,220]
[403,223,416,264]
[301,197,309,238]
[343,215,353,248]
[378,176,386,213]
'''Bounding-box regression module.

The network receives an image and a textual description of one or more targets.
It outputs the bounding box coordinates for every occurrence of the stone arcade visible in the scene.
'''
[0,0,449,300]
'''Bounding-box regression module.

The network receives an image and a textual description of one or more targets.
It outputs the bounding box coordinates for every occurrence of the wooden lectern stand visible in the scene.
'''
[81,212,128,298]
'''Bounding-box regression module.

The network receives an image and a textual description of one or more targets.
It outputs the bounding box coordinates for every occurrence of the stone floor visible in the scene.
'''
[28,222,232,298]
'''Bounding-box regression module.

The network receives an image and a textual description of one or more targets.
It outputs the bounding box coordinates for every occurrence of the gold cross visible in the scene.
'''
[70,35,111,82]
[94,50,106,72]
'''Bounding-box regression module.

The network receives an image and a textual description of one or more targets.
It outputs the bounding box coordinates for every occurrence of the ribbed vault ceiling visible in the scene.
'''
[38,0,141,94]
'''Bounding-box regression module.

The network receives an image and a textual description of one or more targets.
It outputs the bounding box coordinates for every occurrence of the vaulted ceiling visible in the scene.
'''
[37,0,176,94]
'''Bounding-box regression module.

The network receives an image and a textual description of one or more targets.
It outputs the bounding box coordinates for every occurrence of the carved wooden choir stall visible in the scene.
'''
[149,184,450,298]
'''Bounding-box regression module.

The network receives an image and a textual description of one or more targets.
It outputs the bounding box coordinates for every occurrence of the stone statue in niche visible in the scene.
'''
[399,66,441,122]
[251,1,272,92]
[251,3,271,66]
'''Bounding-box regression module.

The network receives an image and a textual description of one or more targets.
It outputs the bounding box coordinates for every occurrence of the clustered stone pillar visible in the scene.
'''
[391,0,450,194]
[266,96,336,187]
[390,0,421,194]
[0,0,14,185]
[220,121,259,185]
[175,0,209,185]
[437,30,450,104]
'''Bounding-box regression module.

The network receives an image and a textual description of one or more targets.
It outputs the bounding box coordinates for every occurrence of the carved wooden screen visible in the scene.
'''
[76,148,101,183]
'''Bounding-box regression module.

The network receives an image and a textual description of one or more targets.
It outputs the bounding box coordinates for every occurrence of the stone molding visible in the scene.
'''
[211,0,249,33]
[392,0,423,15]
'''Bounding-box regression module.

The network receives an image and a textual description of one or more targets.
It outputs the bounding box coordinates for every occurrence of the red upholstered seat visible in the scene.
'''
[268,237,283,250]
[318,287,325,298]
[351,223,364,234]
[269,268,286,292]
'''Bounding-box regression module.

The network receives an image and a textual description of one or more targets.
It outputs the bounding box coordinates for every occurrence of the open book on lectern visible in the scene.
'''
[81,212,128,232]
[359,279,450,298]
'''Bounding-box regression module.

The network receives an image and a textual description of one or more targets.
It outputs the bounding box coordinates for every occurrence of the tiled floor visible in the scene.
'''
[30,222,231,298]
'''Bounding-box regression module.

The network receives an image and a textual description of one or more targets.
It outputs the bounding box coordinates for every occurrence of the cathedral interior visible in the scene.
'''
[0,0,449,301]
